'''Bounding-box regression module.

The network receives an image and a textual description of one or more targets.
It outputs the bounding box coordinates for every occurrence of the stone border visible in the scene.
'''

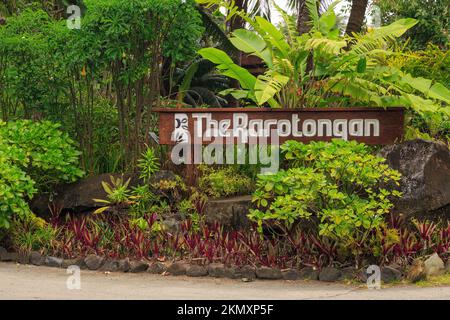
[1,247,398,283]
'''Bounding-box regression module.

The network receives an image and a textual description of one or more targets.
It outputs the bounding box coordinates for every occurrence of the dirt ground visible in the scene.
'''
[1,262,449,300]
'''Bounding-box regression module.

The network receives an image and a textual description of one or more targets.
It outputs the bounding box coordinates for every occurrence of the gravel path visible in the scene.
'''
[1,262,449,300]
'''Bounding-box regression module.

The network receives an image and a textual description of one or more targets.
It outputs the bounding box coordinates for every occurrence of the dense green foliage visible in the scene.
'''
[0,0,204,172]
[375,0,449,50]
[249,140,402,260]
[198,0,449,142]
[0,120,83,228]
[198,166,254,198]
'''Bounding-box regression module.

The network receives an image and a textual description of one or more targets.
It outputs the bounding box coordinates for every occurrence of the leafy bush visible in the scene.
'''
[199,166,254,198]
[0,120,84,228]
[249,140,402,261]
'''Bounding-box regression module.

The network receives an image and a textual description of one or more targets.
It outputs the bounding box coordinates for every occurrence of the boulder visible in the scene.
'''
[282,269,300,281]
[223,266,242,279]
[186,265,208,277]
[207,263,227,278]
[239,265,256,280]
[84,254,104,270]
[256,267,282,280]
[381,266,402,283]
[118,258,131,272]
[62,258,86,269]
[204,196,252,230]
[167,262,188,276]
[298,267,319,280]
[30,173,140,214]
[379,139,450,217]
[30,251,45,266]
[0,249,17,262]
[129,261,149,273]
[424,253,445,277]
[100,259,120,272]
[148,262,167,274]
[339,267,357,281]
[45,256,63,268]
[319,267,342,282]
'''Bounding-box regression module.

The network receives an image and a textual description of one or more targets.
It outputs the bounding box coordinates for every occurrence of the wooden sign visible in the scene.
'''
[155,107,404,146]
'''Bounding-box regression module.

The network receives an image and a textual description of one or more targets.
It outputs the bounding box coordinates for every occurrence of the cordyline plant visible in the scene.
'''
[197,0,449,134]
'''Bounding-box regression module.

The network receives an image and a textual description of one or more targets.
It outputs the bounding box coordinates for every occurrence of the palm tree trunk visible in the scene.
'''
[345,0,369,36]
[297,0,312,35]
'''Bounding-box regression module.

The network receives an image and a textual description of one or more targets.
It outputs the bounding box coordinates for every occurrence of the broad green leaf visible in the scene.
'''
[254,73,289,105]
[429,83,450,104]
[254,16,290,57]
[198,48,256,90]
[230,29,273,67]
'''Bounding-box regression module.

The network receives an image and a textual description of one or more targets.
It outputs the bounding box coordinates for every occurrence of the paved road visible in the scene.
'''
[1,262,449,300]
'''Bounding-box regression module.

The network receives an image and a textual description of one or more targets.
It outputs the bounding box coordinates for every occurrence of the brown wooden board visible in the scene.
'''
[155,107,404,146]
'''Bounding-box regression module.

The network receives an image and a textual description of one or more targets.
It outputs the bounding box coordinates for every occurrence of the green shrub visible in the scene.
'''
[249,139,402,260]
[199,166,254,198]
[9,215,57,254]
[0,120,84,228]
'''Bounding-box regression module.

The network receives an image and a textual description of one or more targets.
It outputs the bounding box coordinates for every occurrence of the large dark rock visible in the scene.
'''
[379,139,450,217]
[30,173,140,214]
[256,267,282,280]
[84,254,104,270]
[30,251,45,266]
[319,267,342,282]
[204,196,252,230]
[186,265,208,277]
[167,262,188,276]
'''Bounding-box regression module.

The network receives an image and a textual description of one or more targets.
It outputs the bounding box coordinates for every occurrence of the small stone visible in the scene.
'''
[186,265,208,277]
[224,266,241,279]
[207,263,227,278]
[84,254,104,270]
[381,266,402,283]
[340,267,357,281]
[45,256,63,268]
[299,267,319,280]
[0,251,18,262]
[118,258,131,272]
[282,269,300,281]
[424,253,445,277]
[239,265,256,280]
[100,259,120,272]
[30,251,45,266]
[167,262,187,276]
[148,262,167,274]
[256,266,282,280]
[62,259,79,269]
[129,261,149,273]
[319,267,342,282]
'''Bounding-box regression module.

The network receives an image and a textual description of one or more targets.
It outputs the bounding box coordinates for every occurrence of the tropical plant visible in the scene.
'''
[249,139,402,264]
[197,0,449,136]
[93,176,133,214]
[0,120,83,229]
[174,58,230,107]
[198,165,254,198]
[375,0,449,50]
[137,147,160,184]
